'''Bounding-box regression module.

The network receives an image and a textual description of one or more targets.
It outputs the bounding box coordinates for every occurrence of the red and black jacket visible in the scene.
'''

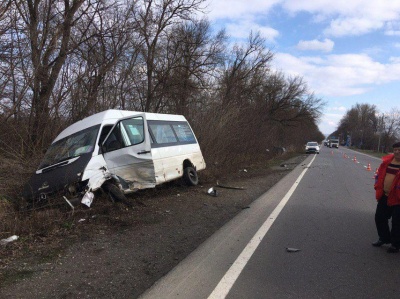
[374,154,400,206]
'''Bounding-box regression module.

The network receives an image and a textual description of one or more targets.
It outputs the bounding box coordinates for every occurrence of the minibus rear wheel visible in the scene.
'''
[183,166,198,186]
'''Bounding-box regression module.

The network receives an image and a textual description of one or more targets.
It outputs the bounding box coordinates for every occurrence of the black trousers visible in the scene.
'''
[375,195,400,247]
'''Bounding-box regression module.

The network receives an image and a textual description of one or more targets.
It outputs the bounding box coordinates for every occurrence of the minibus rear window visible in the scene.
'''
[148,120,197,147]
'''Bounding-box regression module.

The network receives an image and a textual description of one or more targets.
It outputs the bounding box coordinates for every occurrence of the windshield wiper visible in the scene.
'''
[41,156,80,173]
[41,160,70,173]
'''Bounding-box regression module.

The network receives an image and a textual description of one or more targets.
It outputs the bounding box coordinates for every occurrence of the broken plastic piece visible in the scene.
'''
[286,247,301,252]
[207,187,217,197]
[0,235,19,246]
[81,191,94,207]
[63,196,75,211]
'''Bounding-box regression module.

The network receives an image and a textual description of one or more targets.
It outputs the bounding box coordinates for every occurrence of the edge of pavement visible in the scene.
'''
[139,154,315,299]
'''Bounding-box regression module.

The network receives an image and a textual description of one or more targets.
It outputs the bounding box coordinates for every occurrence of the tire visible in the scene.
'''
[102,182,128,203]
[183,167,199,186]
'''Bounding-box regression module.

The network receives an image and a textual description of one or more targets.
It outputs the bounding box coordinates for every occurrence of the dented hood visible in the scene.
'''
[22,153,93,201]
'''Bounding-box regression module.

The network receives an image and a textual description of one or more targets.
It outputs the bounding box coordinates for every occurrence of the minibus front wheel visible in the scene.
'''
[102,181,131,207]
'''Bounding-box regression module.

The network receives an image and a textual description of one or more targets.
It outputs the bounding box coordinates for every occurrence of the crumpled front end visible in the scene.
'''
[22,154,93,207]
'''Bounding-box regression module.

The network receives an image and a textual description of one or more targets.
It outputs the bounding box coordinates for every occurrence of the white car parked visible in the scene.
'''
[305,142,320,154]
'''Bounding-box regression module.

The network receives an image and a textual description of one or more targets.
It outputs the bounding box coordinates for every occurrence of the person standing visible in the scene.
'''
[372,142,400,253]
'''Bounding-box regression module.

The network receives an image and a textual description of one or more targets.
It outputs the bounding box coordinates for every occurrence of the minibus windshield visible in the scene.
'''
[38,125,100,169]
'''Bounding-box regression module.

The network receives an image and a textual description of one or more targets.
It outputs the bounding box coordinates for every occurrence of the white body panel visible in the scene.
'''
[152,143,206,184]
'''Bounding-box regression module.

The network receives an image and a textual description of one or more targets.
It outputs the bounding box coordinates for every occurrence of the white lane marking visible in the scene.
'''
[207,155,317,299]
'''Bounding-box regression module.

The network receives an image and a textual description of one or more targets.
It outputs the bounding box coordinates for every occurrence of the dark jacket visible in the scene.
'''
[374,154,400,206]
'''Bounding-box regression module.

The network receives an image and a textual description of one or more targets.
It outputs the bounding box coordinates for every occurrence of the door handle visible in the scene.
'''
[137,150,151,155]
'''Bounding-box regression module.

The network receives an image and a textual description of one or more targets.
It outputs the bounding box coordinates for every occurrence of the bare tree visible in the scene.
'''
[379,109,400,152]
[157,19,225,117]
[0,0,14,112]
[0,1,12,39]
[0,1,31,129]
[337,103,378,149]
[220,31,273,107]
[262,73,324,125]
[14,0,104,148]
[131,0,206,112]
[68,2,133,121]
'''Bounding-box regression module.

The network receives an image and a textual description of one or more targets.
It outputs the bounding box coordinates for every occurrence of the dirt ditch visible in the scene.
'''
[0,154,308,299]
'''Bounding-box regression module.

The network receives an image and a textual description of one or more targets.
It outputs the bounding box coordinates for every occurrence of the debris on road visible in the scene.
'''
[63,196,75,211]
[207,187,218,197]
[216,181,245,190]
[286,247,301,252]
[1,235,19,246]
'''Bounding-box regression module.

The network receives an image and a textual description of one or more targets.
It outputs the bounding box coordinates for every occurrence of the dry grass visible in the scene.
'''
[0,152,292,241]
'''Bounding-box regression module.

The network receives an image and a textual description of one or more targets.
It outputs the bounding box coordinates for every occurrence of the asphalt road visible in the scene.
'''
[140,146,400,299]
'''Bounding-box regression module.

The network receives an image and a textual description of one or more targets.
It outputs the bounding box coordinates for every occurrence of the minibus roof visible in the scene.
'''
[54,110,187,142]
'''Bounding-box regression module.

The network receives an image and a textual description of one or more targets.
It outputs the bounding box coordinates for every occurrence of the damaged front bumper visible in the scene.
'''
[23,164,119,208]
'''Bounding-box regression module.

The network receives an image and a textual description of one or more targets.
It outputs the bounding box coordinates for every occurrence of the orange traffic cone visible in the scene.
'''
[366,163,371,171]
[353,156,357,162]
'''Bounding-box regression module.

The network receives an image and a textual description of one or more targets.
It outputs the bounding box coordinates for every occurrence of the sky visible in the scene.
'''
[203,0,400,135]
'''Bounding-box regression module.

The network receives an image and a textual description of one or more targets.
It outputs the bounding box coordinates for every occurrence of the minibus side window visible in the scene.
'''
[98,125,113,148]
[172,123,196,142]
[103,117,145,152]
[149,123,177,144]
[103,123,124,152]
[120,117,144,145]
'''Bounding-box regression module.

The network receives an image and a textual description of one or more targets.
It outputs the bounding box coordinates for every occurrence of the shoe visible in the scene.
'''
[387,245,400,253]
[372,240,390,247]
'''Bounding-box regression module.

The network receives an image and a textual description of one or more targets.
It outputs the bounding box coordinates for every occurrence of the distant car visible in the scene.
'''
[305,142,320,154]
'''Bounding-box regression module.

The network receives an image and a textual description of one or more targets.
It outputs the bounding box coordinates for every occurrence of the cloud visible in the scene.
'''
[206,0,281,20]
[330,106,347,112]
[272,52,400,97]
[205,1,280,42]
[205,0,400,39]
[281,0,400,37]
[324,17,384,37]
[389,57,400,63]
[319,112,345,134]
[225,20,279,41]
[296,39,334,52]
[385,21,400,36]
[386,30,400,36]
